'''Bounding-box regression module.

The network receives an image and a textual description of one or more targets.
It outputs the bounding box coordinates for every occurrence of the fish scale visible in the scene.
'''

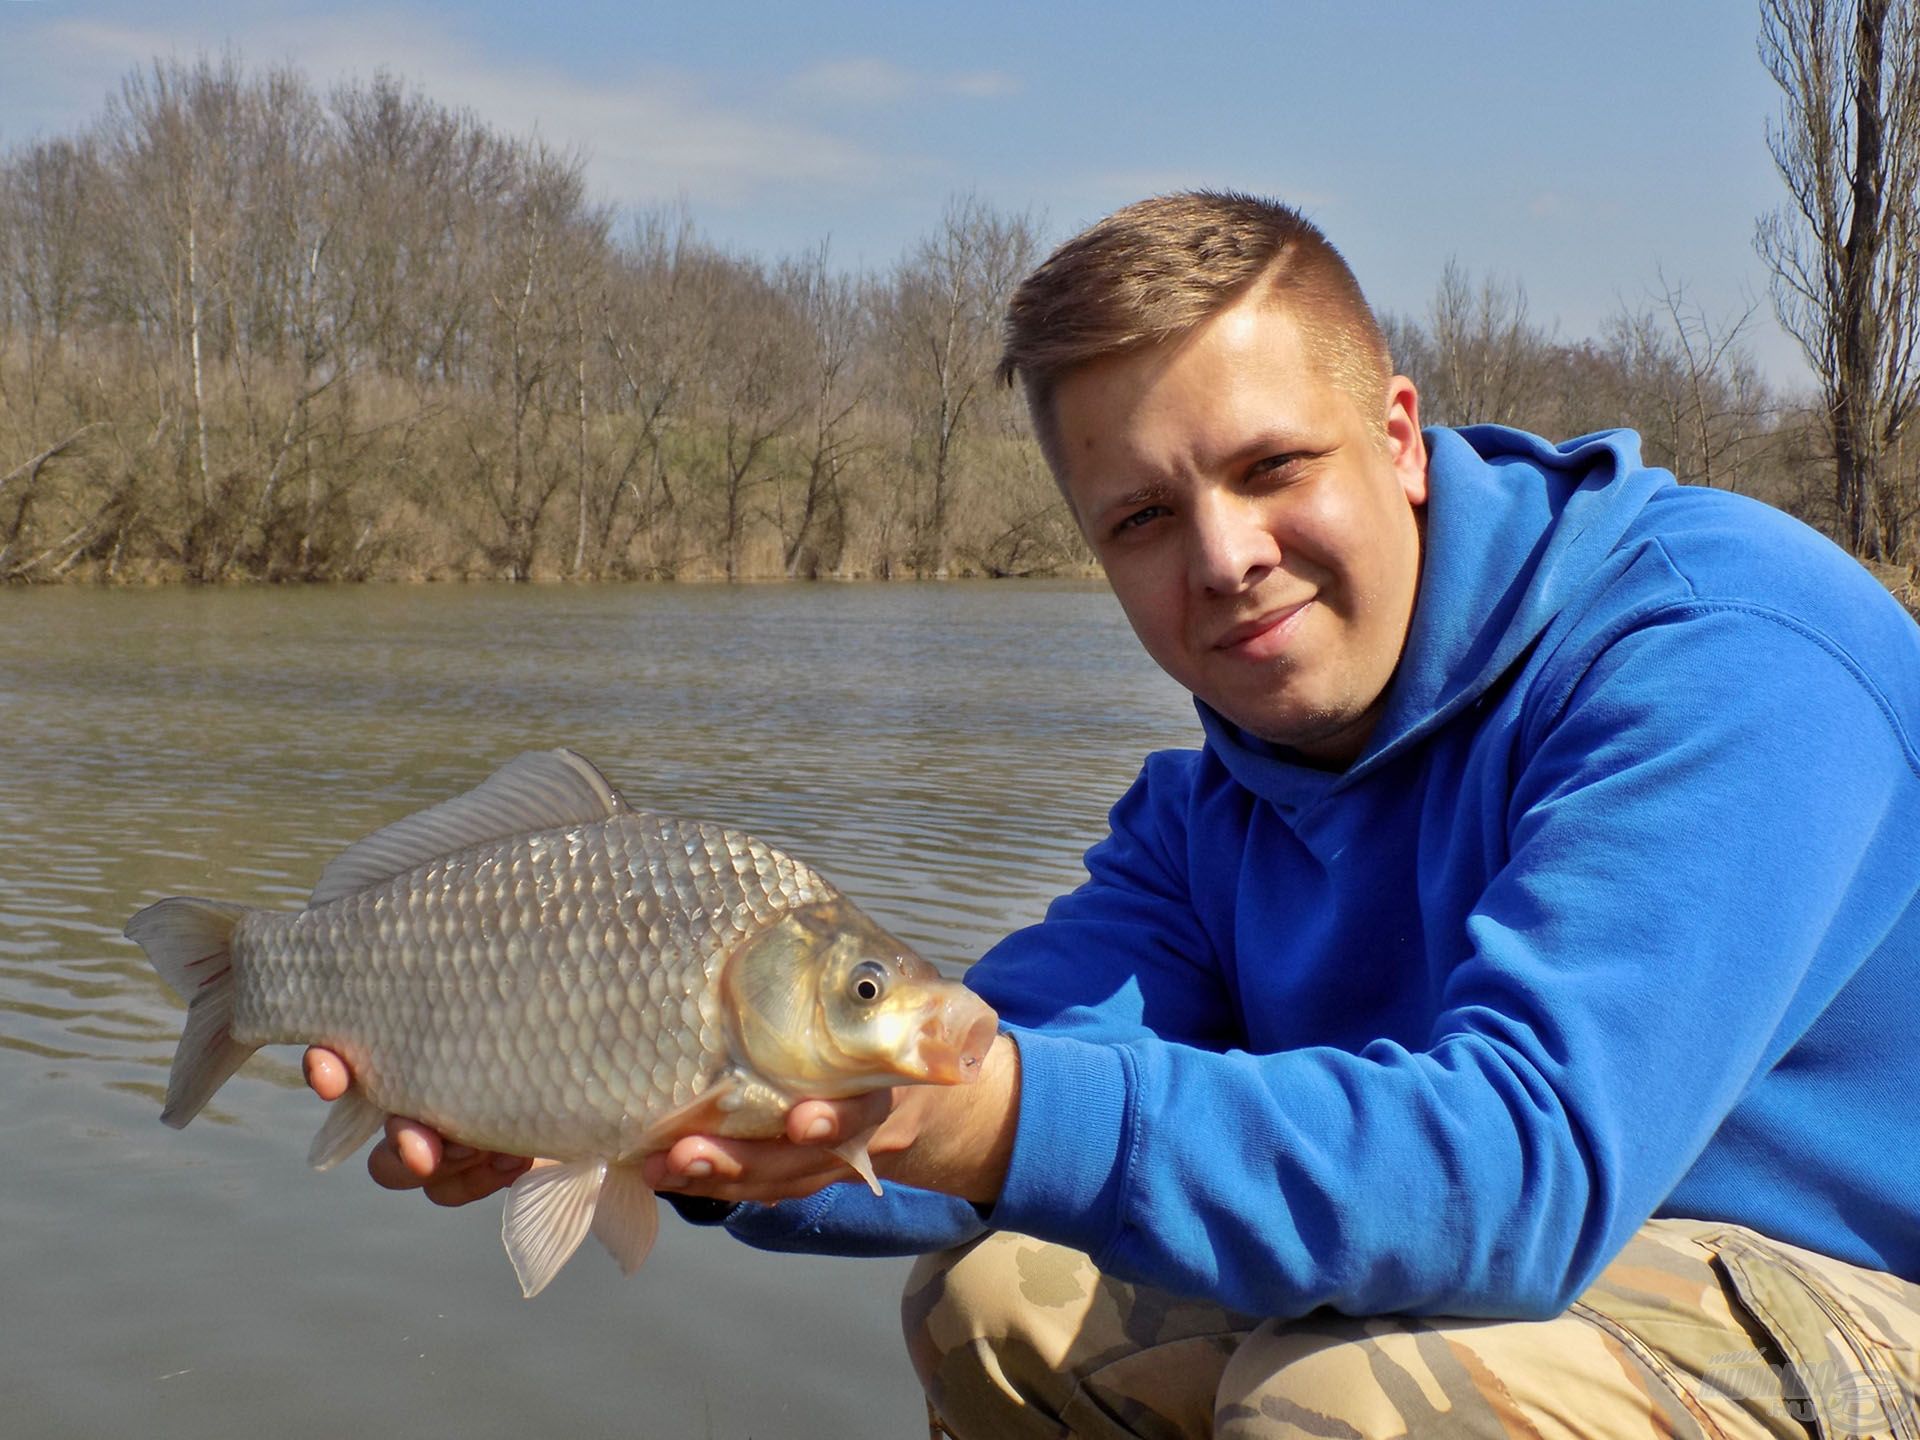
[125,748,998,1297]
[227,814,829,1160]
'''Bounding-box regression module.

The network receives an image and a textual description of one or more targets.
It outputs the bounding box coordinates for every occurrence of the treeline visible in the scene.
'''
[0,57,1064,582]
[0,54,1874,586]
[1389,262,1812,509]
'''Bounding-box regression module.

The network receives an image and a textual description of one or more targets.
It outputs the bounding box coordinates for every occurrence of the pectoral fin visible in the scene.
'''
[830,1123,884,1197]
[501,1158,606,1299]
[307,1088,386,1170]
[590,1161,659,1275]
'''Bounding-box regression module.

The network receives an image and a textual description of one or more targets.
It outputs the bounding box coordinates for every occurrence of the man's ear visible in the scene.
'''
[1384,375,1428,506]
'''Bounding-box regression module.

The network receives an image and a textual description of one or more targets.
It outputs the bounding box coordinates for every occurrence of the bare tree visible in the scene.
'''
[885,195,1038,575]
[696,260,805,582]
[216,67,355,578]
[590,207,719,577]
[1600,278,1776,491]
[1758,0,1920,561]
[960,396,1089,577]
[0,428,95,578]
[777,244,869,577]
[465,141,605,580]
[4,138,98,385]
[328,72,496,386]
[1412,259,1552,428]
[92,54,267,577]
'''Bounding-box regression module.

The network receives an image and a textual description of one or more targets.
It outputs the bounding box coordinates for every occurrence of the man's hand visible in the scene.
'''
[641,1033,1022,1206]
[301,1032,1021,1209]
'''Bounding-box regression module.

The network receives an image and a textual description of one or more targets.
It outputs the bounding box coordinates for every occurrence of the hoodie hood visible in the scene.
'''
[1199,425,1673,804]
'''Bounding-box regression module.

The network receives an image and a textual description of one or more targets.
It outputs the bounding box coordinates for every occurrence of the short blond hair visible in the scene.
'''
[998,191,1391,458]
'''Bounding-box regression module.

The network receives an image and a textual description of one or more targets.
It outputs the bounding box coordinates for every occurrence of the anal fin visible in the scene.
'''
[590,1161,660,1275]
[501,1158,605,1299]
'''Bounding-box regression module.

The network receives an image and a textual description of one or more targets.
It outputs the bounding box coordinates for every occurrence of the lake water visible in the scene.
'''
[0,581,1200,1440]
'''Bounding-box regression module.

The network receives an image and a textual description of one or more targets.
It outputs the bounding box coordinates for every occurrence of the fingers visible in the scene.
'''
[366,1116,436,1190]
[365,1136,530,1205]
[641,1135,854,1204]
[785,1094,885,1147]
[390,1116,442,1178]
[641,1091,897,1204]
[421,1151,534,1207]
[365,1115,534,1205]
[303,1047,349,1101]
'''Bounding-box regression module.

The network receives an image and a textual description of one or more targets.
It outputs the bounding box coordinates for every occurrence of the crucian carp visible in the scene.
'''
[125,749,999,1297]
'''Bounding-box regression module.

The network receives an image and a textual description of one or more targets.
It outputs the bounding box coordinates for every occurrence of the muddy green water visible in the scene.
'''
[0,581,1198,1440]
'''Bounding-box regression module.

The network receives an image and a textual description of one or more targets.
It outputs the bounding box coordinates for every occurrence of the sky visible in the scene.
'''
[0,0,1809,386]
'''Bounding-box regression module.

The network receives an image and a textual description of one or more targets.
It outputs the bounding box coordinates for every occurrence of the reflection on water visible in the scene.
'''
[0,581,1197,1440]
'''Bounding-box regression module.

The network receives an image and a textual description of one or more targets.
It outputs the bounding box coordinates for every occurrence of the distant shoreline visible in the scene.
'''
[3,567,1109,589]
[9,562,1910,624]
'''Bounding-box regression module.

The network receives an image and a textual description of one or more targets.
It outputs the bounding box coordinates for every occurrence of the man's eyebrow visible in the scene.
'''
[1095,480,1175,519]
[1213,431,1313,469]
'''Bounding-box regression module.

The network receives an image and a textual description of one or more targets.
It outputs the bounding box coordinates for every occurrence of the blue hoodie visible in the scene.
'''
[728,426,1920,1319]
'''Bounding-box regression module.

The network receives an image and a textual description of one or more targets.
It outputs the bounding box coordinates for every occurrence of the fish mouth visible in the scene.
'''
[910,990,1000,1085]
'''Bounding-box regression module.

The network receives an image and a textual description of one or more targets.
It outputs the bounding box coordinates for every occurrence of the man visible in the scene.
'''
[309,192,1920,1438]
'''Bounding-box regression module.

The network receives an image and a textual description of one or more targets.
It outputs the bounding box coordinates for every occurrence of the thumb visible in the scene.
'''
[786,1090,891,1147]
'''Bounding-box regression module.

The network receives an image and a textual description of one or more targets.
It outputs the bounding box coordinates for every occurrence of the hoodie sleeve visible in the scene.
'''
[985,604,1918,1316]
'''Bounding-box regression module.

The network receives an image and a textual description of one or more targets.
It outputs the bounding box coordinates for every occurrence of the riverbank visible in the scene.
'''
[7,549,1910,623]
[1,559,1107,586]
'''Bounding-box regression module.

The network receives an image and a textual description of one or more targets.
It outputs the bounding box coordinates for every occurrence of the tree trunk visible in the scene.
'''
[187,193,217,569]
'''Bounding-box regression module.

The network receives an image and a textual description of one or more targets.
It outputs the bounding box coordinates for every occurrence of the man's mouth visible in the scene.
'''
[1213,601,1312,658]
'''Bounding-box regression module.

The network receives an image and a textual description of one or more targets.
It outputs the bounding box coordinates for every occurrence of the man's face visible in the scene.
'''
[1050,296,1429,764]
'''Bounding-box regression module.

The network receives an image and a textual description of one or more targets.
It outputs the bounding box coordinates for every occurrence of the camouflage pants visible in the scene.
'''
[902,1219,1920,1440]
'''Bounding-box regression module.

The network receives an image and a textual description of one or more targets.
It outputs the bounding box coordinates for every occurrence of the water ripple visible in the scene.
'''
[0,580,1201,1440]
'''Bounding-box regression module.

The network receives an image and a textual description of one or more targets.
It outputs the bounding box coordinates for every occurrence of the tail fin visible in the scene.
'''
[125,898,259,1128]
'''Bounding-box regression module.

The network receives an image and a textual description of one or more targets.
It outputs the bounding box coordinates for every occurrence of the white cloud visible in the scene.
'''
[785,56,1018,107]
[22,12,892,207]
[946,71,1018,100]
[787,57,916,105]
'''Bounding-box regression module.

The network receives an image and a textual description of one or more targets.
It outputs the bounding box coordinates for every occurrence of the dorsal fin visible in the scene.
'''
[309,749,628,908]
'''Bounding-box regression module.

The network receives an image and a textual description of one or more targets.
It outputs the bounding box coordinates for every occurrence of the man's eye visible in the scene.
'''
[1252,449,1330,486]
[1112,505,1168,537]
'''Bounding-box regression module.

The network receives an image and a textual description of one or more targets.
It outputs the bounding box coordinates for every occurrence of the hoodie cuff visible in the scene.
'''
[988,1028,1133,1256]
[660,1193,739,1227]
[724,1187,843,1248]
[723,1182,988,1257]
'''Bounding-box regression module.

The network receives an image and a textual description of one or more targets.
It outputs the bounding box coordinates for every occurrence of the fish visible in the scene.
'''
[124,748,999,1298]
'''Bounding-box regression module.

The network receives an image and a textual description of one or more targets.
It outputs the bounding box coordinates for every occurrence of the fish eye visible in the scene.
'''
[849,961,889,1004]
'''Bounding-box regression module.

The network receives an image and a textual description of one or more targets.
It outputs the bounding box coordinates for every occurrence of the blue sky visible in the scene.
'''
[0,0,1806,385]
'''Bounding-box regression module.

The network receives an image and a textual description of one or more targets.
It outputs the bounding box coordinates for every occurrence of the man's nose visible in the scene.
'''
[1189,491,1280,594]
